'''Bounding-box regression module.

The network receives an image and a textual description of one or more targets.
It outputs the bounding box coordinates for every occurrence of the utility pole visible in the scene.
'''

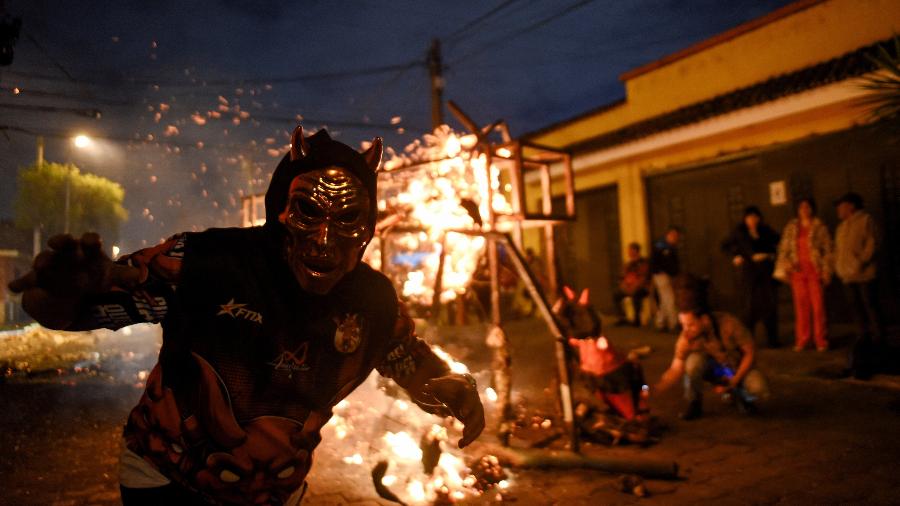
[36,135,44,165]
[33,136,44,257]
[427,38,444,130]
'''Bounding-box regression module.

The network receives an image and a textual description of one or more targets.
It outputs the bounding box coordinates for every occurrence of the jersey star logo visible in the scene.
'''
[217,298,263,324]
[218,298,247,317]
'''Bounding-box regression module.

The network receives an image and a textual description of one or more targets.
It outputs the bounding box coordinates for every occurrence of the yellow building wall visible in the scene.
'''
[526,89,871,259]
[533,0,900,149]
[625,0,900,123]
[524,0,896,260]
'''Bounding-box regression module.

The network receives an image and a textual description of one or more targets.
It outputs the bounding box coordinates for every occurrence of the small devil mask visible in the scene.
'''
[275,126,382,294]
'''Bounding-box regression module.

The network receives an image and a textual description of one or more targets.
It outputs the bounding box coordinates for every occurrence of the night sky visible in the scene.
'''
[1,0,793,252]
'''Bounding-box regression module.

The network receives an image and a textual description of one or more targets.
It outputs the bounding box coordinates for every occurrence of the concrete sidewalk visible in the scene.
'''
[0,319,898,505]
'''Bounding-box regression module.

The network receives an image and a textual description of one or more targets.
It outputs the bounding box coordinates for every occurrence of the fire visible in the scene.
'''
[384,431,423,461]
[431,345,469,374]
[407,480,427,502]
[369,125,513,306]
[342,453,364,465]
[315,347,509,504]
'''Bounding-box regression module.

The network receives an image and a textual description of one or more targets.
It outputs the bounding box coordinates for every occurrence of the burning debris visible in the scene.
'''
[468,454,507,492]
[615,474,648,497]
[318,344,514,505]
[367,125,512,307]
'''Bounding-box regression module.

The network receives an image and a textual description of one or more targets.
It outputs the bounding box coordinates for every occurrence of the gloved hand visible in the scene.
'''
[8,233,141,329]
[420,373,485,448]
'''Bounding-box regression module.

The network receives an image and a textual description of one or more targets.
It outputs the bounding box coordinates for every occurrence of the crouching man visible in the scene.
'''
[8,126,484,506]
[655,278,769,420]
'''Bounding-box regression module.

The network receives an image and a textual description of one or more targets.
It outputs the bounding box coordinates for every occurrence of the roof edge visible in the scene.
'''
[619,0,828,82]
[521,97,626,141]
[566,37,890,154]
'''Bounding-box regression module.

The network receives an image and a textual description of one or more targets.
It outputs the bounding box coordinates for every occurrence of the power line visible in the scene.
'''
[2,60,425,88]
[0,123,258,150]
[448,0,598,67]
[22,31,76,82]
[0,85,132,106]
[444,0,523,47]
[0,102,101,118]
[355,62,419,121]
[249,113,418,131]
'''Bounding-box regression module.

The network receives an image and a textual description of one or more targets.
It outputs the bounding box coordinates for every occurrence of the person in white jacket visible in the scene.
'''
[834,192,883,345]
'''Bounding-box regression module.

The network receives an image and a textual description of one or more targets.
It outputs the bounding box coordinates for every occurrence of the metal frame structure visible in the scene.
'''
[240,108,582,450]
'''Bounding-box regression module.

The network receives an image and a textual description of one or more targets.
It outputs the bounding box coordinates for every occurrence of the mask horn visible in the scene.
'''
[563,285,575,301]
[290,125,309,161]
[579,288,590,306]
[362,137,383,172]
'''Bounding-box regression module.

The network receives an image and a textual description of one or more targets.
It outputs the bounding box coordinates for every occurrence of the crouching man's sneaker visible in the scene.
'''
[735,395,759,416]
[679,400,703,421]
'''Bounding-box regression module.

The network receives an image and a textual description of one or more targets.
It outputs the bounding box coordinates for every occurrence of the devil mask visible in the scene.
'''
[266,126,382,295]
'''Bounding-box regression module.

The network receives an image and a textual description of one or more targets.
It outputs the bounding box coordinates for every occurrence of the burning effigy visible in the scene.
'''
[364,125,512,310]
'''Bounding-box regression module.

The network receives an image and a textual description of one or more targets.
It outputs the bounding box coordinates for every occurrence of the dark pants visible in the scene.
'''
[742,265,778,346]
[843,280,884,341]
[614,288,648,325]
[121,482,308,505]
[120,484,211,505]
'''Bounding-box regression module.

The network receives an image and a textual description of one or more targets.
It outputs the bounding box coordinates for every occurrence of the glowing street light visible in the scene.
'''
[72,134,93,149]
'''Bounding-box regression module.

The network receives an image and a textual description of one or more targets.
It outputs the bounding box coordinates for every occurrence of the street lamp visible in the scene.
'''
[65,134,92,233]
[73,134,92,149]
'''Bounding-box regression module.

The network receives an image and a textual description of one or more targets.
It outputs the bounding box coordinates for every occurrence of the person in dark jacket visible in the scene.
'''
[8,126,485,506]
[722,206,780,347]
[650,227,681,332]
[614,242,652,326]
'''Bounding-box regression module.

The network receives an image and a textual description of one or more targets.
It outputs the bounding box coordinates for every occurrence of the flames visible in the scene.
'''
[366,126,512,306]
[320,344,509,504]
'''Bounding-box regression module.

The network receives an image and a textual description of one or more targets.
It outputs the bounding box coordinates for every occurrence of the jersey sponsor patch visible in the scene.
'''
[268,342,311,373]
[333,313,363,354]
[217,298,263,324]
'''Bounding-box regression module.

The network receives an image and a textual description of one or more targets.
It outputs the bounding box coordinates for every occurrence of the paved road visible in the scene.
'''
[1,320,898,505]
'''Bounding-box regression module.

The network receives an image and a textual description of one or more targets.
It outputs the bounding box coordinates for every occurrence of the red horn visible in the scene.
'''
[563,285,576,301]
[290,125,309,161]
[579,288,590,306]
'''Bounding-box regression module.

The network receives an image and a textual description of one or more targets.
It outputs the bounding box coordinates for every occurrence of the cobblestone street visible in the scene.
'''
[1,320,899,505]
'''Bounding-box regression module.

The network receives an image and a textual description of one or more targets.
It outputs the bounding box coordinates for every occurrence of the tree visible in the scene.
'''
[861,36,900,131]
[14,162,128,242]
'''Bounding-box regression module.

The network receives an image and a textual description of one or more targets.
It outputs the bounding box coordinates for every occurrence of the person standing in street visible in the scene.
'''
[775,198,833,352]
[614,242,652,326]
[722,206,780,347]
[650,227,681,332]
[834,192,884,377]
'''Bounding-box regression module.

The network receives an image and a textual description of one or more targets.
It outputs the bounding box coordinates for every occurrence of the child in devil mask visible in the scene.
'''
[554,287,649,422]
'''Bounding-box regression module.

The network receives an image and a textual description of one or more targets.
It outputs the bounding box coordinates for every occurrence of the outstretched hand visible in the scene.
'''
[421,374,485,448]
[8,233,141,329]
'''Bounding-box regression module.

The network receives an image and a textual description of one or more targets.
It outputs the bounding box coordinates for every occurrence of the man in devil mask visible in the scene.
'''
[8,126,485,505]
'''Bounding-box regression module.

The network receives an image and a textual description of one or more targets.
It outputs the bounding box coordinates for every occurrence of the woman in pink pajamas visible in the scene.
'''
[775,198,834,351]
